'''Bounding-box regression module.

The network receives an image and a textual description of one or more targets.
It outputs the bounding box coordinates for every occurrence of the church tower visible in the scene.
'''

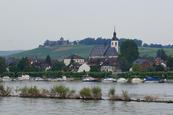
[111,28,119,52]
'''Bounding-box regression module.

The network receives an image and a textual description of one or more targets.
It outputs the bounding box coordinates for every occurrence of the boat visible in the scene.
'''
[131,78,143,84]
[2,76,12,81]
[117,78,127,83]
[35,77,44,81]
[144,76,160,83]
[18,75,30,81]
[82,77,101,82]
[48,76,67,82]
[159,78,167,83]
[102,77,117,83]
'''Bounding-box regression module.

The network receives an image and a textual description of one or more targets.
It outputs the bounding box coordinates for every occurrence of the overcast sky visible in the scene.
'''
[0,0,173,50]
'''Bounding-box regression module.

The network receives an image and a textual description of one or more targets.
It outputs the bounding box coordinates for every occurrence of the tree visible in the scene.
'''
[17,57,31,72]
[45,55,52,66]
[155,65,165,71]
[51,61,65,71]
[156,49,167,60]
[0,57,6,73]
[8,63,18,72]
[167,56,173,70]
[118,56,131,71]
[119,40,139,71]
[90,65,100,72]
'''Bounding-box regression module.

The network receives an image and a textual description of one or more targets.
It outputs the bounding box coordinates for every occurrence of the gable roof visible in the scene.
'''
[89,45,118,58]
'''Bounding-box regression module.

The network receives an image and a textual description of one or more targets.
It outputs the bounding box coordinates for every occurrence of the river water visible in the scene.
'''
[1,81,173,115]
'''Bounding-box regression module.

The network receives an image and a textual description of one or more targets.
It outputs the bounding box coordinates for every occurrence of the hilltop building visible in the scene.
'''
[39,37,74,48]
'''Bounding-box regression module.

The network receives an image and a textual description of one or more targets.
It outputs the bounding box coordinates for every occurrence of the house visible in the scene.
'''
[100,58,119,72]
[64,54,85,66]
[78,63,90,72]
[154,57,167,68]
[132,58,153,71]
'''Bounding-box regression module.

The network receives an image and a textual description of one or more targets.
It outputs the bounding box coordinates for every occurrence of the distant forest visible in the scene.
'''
[78,37,173,48]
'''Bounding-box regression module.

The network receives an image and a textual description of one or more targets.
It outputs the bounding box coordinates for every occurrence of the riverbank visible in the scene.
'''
[1,71,173,80]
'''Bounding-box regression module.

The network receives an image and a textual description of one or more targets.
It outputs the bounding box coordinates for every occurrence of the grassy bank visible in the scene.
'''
[0,84,173,103]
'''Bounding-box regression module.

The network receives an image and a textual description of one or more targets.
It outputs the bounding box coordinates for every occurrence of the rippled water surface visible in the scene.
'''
[0,97,173,115]
[1,81,173,115]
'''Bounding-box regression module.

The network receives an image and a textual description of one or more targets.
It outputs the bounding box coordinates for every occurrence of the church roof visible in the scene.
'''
[89,45,118,58]
[105,47,118,57]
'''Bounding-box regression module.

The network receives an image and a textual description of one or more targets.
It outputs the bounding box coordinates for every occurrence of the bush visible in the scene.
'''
[91,86,102,99]
[0,84,11,96]
[80,87,102,100]
[144,95,158,102]
[80,87,92,99]
[122,90,130,101]
[20,86,41,97]
[108,87,115,98]
[51,85,71,98]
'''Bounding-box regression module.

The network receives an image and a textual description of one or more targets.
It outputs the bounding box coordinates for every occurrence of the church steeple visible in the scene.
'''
[112,27,118,41]
[111,27,119,52]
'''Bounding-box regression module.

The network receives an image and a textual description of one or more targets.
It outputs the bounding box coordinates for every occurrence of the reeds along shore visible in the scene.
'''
[0,84,173,103]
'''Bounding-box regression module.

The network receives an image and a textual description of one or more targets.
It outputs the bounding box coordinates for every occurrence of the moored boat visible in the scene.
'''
[144,76,160,83]
[117,78,127,83]
[82,77,101,82]
[102,78,117,83]
[131,78,143,84]
[18,75,30,81]
[2,76,12,81]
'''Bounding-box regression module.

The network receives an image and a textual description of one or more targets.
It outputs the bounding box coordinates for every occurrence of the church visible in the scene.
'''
[89,30,119,59]
[88,30,120,72]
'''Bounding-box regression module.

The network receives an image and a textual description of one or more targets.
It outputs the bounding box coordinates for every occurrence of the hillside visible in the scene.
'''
[139,47,173,57]
[11,45,173,59]
[0,50,23,57]
[11,45,94,59]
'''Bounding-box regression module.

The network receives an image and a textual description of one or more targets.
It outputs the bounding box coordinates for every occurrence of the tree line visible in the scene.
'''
[78,37,173,48]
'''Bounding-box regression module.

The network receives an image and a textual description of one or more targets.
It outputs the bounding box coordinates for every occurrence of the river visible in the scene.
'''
[0,81,173,115]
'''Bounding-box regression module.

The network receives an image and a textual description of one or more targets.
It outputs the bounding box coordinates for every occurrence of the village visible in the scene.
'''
[1,30,172,83]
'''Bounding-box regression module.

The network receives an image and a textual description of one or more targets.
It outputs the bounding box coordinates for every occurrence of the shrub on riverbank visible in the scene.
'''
[108,88,122,100]
[144,95,158,102]
[80,86,102,100]
[0,84,11,96]
[91,86,102,99]
[50,85,75,98]
[108,88,115,99]
[122,90,130,101]
[20,86,42,97]
[80,87,92,99]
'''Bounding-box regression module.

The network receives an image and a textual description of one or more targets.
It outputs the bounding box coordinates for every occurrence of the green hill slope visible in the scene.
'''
[11,45,173,59]
[0,50,23,56]
[11,45,94,59]
[139,47,173,57]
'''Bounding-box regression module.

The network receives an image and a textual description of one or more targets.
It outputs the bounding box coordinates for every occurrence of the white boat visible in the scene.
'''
[131,78,143,84]
[35,77,44,81]
[48,76,67,82]
[82,77,101,82]
[117,78,127,83]
[18,75,30,81]
[102,78,117,83]
[2,76,11,81]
